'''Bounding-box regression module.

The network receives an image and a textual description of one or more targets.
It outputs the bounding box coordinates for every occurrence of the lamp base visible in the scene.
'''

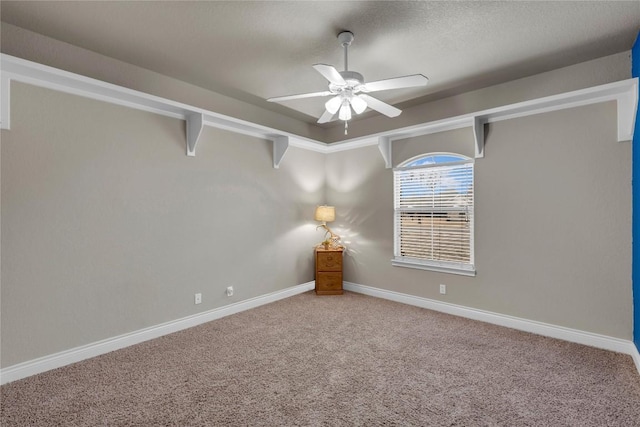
[317,223,343,250]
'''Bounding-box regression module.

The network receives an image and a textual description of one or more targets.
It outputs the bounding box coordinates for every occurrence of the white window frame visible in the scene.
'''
[392,153,476,276]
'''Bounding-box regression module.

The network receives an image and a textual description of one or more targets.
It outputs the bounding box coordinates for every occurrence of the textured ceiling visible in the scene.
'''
[1,1,639,127]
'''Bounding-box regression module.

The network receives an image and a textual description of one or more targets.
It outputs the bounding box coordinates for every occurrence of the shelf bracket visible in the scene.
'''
[617,86,637,142]
[186,112,204,157]
[473,116,486,158]
[378,136,392,168]
[273,136,289,169]
[1,75,10,130]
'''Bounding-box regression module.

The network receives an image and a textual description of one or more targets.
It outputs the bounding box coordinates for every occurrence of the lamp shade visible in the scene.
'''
[338,102,352,121]
[350,95,367,114]
[314,205,335,222]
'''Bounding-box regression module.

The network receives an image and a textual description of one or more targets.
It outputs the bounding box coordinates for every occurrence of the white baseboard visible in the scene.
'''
[0,281,315,385]
[3,280,638,384]
[344,282,640,375]
[631,344,640,374]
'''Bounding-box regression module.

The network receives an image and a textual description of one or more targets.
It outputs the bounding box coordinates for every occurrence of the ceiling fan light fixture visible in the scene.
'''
[350,95,367,114]
[338,103,352,121]
[325,96,342,115]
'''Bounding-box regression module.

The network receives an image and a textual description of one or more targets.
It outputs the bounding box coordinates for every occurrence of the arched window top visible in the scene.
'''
[399,152,472,168]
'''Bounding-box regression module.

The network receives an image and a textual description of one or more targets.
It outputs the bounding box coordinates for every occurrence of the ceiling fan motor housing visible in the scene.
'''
[339,71,364,87]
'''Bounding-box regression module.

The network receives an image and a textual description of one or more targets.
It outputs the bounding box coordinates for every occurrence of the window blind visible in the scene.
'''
[393,159,474,272]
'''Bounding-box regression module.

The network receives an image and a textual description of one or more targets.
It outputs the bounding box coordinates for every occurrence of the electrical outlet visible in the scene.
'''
[439,284,446,295]
[194,293,202,304]
[226,286,234,297]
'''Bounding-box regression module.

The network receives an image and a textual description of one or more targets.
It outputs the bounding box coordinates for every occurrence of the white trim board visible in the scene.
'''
[344,282,640,375]
[0,281,315,385]
[0,54,636,164]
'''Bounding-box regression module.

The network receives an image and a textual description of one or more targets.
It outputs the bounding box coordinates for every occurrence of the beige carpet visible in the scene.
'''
[2,291,640,426]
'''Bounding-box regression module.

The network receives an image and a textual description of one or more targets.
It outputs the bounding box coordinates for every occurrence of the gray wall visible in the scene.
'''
[327,101,632,339]
[1,83,325,367]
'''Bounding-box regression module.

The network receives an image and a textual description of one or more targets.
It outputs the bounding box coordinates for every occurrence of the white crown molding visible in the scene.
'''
[0,53,637,165]
[344,282,640,375]
[0,281,315,385]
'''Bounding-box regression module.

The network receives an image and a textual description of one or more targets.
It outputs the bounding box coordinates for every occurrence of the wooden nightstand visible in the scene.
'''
[315,247,343,295]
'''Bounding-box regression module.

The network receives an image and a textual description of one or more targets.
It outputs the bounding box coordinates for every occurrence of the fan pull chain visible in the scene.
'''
[344,120,348,135]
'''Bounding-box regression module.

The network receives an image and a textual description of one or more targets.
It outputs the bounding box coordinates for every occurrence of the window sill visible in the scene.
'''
[391,258,476,277]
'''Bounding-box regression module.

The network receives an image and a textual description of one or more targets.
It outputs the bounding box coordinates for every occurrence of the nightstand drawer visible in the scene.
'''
[316,272,343,295]
[316,272,342,289]
[316,251,342,271]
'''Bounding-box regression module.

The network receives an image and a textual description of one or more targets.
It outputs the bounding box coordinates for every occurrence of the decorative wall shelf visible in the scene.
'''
[0,54,325,166]
[323,77,637,167]
[1,54,637,169]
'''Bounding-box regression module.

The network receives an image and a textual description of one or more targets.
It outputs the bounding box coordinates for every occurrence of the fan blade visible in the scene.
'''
[313,64,347,86]
[317,109,335,124]
[362,74,429,92]
[359,94,401,118]
[267,91,333,102]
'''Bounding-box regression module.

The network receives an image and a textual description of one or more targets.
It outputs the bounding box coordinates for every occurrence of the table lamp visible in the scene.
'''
[314,205,342,249]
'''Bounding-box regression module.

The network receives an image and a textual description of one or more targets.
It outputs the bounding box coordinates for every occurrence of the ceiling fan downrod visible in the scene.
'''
[338,31,354,72]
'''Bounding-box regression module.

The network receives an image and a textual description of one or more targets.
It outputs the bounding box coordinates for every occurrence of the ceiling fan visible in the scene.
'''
[267,31,429,132]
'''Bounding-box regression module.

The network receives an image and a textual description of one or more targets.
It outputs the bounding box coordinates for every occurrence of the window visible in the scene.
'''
[393,153,475,276]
